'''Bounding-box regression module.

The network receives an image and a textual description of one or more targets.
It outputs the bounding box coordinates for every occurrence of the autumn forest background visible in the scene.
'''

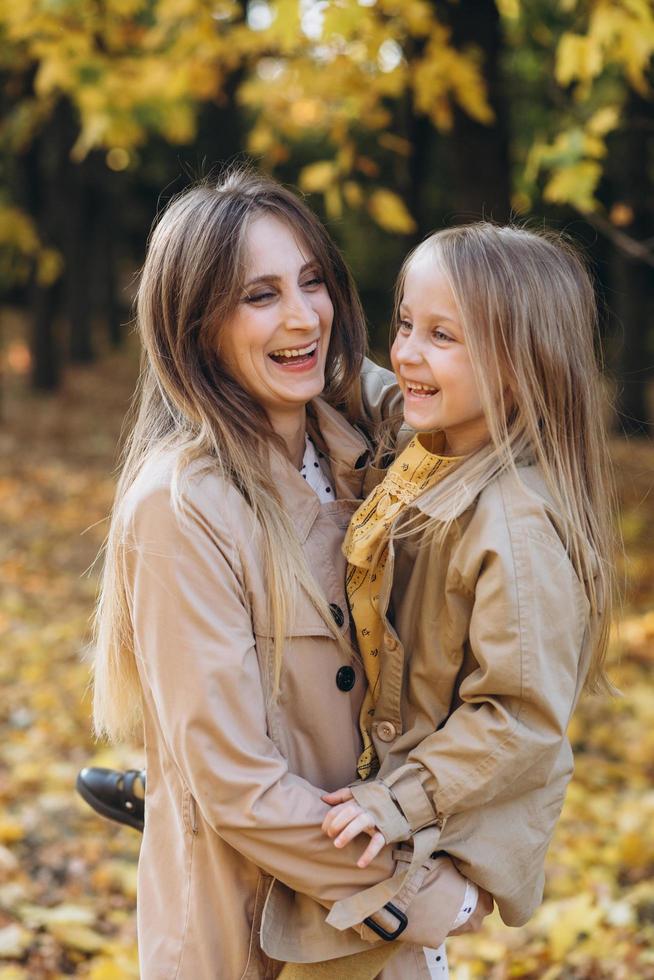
[1,0,653,977]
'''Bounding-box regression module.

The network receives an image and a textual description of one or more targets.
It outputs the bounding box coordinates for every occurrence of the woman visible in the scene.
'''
[90,169,489,979]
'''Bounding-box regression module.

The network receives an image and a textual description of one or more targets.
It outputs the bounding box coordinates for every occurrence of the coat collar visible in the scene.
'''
[269,398,371,543]
[404,448,546,525]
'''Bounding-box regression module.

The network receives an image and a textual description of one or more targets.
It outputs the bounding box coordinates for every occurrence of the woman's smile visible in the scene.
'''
[268,338,320,369]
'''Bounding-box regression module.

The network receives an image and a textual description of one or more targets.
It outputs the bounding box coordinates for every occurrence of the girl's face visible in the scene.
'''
[391,251,489,456]
[220,214,334,428]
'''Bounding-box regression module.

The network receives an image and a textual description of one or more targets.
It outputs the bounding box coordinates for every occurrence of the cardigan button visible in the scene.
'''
[385,633,399,652]
[329,603,345,628]
[335,666,356,692]
[376,721,397,742]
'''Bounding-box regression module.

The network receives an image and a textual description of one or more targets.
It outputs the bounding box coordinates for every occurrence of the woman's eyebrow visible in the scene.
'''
[243,261,319,289]
[243,274,279,289]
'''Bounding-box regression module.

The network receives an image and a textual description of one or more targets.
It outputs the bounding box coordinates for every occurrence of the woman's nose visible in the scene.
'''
[284,289,319,329]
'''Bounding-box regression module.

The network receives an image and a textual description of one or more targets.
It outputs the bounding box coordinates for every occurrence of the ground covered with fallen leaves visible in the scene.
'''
[1,330,653,978]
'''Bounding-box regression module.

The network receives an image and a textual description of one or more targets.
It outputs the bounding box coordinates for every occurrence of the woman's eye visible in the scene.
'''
[245,290,276,304]
[398,319,412,334]
[301,275,324,290]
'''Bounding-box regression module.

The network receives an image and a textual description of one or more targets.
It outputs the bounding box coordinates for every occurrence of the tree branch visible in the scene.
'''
[580,209,654,269]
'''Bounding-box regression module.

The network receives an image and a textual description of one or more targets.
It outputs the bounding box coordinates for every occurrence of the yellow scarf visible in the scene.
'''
[343,434,461,779]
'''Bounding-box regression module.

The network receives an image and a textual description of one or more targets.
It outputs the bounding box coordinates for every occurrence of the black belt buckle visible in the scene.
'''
[363,902,408,941]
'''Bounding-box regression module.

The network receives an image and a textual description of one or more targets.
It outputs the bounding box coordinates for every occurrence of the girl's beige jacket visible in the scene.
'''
[331,453,597,935]
[122,366,467,980]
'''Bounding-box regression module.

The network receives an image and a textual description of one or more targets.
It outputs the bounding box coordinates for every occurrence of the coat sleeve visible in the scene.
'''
[351,489,589,845]
[359,357,403,427]
[125,483,400,907]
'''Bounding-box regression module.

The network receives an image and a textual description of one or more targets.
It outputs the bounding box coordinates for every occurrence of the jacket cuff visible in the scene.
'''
[351,767,439,844]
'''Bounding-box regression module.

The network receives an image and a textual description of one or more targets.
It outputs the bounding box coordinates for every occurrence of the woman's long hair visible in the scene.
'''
[93,168,367,740]
[391,223,617,693]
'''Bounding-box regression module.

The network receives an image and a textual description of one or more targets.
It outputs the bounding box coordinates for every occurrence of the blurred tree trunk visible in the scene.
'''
[20,105,65,391]
[88,157,122,349]
[607,91,653,436]
[63,142,94,364]
[446,0,512,223]
[397,0,511,235]
[30,280,60,390]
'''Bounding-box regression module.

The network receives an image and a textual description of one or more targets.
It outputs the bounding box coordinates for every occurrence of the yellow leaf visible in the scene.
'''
[36,248,64,287]
[324,184,342,219]
[48,921,107,954]
[378,132,412,156]
[0,925,31,959]
[0,821,24,845]
[534,894,604,959]
[299,161,337,193]
[0,968,29,980]
[368,189,416,234]
[0,207,40,255]
[555,33,603,86]
[18,902,96,929]
[88,943,140,979]
[543,160,602,211]
[587,105,621,137]
[343,181,363,208]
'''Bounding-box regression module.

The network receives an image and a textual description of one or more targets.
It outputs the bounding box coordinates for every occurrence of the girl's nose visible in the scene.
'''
[396,334,424,364]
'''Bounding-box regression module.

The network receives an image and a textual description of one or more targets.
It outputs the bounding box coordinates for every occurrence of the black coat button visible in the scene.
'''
[329,603,345,628]
[336,666,356,691]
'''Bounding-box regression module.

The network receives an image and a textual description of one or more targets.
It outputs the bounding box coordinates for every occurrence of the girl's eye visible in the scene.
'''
[433,328,453,343]
[398,319,412,334]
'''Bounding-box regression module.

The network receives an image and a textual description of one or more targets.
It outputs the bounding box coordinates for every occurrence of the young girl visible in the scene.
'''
[309,223,615,976]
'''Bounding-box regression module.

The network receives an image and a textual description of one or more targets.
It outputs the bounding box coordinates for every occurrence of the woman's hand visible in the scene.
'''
[321,787,386,869]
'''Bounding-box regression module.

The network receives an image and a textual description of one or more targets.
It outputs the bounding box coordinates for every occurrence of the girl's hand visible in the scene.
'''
[321,787,386,868]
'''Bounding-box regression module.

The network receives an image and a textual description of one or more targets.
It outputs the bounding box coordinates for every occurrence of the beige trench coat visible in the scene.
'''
[123,373,466,980]
[335,458,598,929]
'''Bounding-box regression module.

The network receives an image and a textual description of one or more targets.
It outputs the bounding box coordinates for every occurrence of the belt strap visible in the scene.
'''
[326,825,442,932]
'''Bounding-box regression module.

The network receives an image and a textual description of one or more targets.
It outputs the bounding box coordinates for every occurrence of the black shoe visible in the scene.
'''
[76,767,145,832]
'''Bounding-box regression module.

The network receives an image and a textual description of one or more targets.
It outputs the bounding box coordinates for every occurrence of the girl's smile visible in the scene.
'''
[391,251,489,456]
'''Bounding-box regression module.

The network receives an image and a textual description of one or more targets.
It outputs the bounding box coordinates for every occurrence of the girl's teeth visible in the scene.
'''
[409,384,438,393]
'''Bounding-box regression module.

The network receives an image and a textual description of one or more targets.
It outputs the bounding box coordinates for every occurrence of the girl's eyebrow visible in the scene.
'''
[244,261,319,290]
[399,304,457,323]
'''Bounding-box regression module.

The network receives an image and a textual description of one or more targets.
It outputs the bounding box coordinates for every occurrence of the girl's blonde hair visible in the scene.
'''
[392,223,617,693]
[93,168,366,741]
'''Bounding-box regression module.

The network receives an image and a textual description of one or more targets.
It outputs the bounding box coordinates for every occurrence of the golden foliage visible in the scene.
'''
[367,188,417,234]
[1,0,652,245]
[0,333,653,977]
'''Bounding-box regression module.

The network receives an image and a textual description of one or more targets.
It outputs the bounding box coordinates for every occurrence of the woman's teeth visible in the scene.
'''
[269,341,318,363]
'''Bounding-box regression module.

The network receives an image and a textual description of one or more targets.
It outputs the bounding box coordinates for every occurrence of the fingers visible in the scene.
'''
[356,831,385,869]
[320,787,354,805]
[333,812,376,849]
[322,801,363,837]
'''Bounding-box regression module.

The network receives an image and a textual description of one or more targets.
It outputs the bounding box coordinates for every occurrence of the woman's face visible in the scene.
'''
[220,214,334,428]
